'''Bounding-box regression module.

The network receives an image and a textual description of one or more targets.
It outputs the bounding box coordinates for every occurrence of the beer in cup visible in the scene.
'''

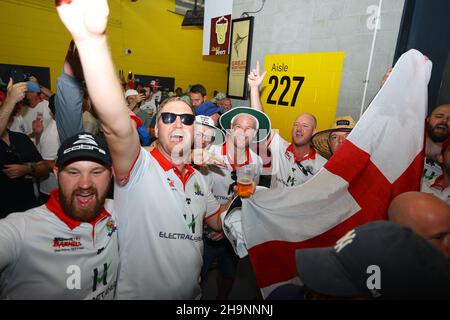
[236,166,255,198]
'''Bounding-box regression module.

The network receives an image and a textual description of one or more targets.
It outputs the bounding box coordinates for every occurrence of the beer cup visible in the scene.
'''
[236,166,255,198]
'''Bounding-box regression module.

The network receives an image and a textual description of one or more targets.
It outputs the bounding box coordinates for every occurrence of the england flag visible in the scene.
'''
[224,49,432,298]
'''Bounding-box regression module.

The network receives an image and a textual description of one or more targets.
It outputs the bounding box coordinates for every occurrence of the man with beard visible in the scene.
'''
[422,138,450,204]
[56,0,227,299]
[0,132,119,299]
[424,104,450,181]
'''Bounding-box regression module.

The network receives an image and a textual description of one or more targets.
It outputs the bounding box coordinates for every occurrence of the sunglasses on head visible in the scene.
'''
[160,112,195,125]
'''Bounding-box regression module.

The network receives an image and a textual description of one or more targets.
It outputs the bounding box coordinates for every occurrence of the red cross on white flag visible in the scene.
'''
[239,49,432,297]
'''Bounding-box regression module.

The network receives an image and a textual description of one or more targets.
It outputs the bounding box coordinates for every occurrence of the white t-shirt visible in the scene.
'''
[0,193,118,300]
[269,132,327,188]
[8,115,29,135]
[202,143,263,204]
[421,175,450,204]
[36,119,61,195]
[140,91,162,114]
[22,100,52,135]
[114,147,220,299]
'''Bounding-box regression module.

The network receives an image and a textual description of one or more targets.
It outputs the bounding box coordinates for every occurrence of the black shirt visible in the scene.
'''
[0,130,43,218]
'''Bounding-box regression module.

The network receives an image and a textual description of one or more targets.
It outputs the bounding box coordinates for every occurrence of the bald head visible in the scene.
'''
[291,113,317,147]
[295,113,317,129]
[388,191,450,260]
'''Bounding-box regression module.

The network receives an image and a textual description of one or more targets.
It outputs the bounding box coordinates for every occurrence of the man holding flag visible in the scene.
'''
[223,49,432,297]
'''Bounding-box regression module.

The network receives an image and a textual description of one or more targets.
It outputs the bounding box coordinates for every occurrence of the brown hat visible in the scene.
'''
[311,116,356,159]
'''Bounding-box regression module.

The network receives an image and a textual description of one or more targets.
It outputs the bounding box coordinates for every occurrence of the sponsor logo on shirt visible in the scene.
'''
[106,218,117,237]
[168,178,176,190]
[159,231,202,242]
[284,150,292,160]
[194,182,204,196]
[53,236,84,252]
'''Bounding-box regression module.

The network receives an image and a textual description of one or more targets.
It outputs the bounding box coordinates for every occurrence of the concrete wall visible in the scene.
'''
[231,0,405,121]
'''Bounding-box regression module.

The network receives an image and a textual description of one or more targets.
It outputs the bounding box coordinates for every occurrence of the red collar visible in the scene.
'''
[150,147,195,185]
[286,144,316,163]
[45,189,111,230]
[430,175,449,191]
[221,142,252,171]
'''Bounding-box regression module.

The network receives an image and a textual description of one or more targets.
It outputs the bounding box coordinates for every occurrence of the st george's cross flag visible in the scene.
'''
[233,49,432,297]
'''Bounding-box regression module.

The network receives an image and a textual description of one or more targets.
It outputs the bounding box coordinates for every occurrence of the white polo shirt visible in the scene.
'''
[421,175,450,204]
[269,132,326,188]
[0,190,118,300]
[114,147,220,299]
[202,142,263,204]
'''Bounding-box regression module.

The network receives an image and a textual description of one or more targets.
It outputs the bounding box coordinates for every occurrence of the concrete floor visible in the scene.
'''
[200,256,263,300]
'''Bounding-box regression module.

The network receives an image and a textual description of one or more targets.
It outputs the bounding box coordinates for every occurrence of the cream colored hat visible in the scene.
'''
[311,116,356,159]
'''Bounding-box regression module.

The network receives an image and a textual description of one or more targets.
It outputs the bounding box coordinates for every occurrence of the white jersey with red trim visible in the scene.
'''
[114,147,220,299]
[202,142,263,204]
[269,132,327,188]
[421,175,450,204]
[423,157,443,181]
[0,191,118,300]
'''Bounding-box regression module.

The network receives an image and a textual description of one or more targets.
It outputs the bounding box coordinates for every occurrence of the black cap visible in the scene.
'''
[295,221,450,299]
[55,132,112,167]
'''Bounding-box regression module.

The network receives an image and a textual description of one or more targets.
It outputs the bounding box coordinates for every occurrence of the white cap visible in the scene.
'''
[125,89,138,98]
[195,115,215,128]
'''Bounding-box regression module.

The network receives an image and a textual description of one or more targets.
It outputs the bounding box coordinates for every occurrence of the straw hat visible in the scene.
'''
[311,116,356,159]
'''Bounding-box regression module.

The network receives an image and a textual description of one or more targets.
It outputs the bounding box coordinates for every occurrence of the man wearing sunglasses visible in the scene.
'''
[56,0,228,300]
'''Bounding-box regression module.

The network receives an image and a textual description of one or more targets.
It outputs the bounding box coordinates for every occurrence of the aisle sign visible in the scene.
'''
[262,52,344,141]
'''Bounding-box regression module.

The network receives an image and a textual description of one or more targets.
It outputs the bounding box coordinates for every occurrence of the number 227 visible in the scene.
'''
[266,75,305,107]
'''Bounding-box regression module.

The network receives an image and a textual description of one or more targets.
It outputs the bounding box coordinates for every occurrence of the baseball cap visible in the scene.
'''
[295,221,450,299]
[150,80,160,87]
[195,102,223,117]
[55,132,112,168]
[211,92,226,102]
[124,89,138,99]
[195,115,225,145]
[26,81,40,93]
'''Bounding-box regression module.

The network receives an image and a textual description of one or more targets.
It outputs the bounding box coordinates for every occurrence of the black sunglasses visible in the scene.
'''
[160,112,195,126]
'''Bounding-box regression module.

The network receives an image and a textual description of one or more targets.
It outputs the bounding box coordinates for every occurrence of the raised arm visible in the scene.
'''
[248,60,266,112]
[55,41,85,141]
[0,79,27,134]
[28,75,53,98]
[56,0,139,180]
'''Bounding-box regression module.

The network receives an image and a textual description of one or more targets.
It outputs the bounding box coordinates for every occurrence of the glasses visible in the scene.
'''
[160,112,195,126]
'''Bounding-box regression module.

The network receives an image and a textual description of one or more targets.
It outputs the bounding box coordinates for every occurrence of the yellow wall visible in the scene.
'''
[0,0,228,97]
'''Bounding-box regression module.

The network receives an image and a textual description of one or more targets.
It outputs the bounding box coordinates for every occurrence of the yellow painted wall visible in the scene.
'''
[0,0,228,97]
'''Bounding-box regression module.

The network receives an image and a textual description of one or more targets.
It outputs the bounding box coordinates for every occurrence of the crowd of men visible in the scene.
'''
[0,0,449,300]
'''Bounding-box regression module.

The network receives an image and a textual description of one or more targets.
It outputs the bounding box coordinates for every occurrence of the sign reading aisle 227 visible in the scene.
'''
[262,52,345,141]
